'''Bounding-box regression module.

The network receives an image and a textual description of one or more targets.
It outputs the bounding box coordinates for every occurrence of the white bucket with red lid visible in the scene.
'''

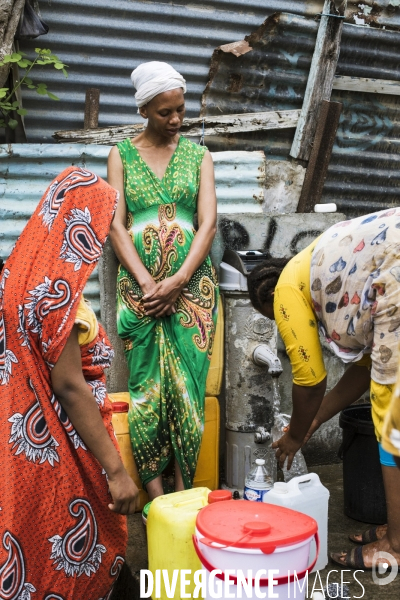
[193,500,318,600]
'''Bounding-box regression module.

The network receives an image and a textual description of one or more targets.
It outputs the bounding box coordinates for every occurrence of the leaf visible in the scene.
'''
[27,84,36,89]
[12,100,19,108]
[10,53,22,62]
[37,83,48,90]
[17,59,30,68]
[0,91,7,99]
[47,92,59,101]
[62,69,68,78]
[36,60,48,65]
[35,88,47,96]
[8,119,18,129]
[54,63,64,70]
[2,56,11,64]
[24,77,33,85]
[17,108,28,116]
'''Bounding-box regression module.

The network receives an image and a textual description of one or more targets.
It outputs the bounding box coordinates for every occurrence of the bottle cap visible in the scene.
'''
[111,401,129,413]
[273,482,288,494]
[255,459,265,466]
[208,490,232,503]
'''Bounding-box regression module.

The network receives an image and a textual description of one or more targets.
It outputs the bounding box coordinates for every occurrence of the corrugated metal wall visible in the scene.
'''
[0,0,398,215]
[16,0,289,142]
[0,143,266,311]
[14,0,400,143]
[200,12,400,215]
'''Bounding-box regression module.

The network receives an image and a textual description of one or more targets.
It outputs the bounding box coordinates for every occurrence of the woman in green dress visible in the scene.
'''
[108,62,219,500]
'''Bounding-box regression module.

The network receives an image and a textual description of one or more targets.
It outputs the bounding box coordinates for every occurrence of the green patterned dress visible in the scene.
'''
[116,136,219,489]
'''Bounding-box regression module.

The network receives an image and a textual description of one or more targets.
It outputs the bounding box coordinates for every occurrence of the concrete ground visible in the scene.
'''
[124,463,400,600]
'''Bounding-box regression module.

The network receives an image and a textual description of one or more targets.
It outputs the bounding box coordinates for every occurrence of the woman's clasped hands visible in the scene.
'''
[141,273,185,318]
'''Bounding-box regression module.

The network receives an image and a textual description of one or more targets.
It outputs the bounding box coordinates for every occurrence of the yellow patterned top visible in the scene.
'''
[275,238,389,441]
[274,238,326,386]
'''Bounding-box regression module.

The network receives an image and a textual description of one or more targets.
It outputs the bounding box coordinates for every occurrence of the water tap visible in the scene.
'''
[252,344,283,377]
[254,426,270,444]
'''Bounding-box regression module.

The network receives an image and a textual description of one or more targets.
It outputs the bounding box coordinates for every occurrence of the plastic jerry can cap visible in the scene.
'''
[255,459,265,465]
[273,483,288,494]
[111,402,129,413]
[208,490,232,503]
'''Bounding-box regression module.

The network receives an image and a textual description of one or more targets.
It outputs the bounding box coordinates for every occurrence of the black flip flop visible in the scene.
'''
[330,546,372,571]
[348,526,380,545]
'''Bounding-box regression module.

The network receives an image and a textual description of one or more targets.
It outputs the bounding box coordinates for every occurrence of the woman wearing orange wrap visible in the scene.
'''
[0,167,137,599]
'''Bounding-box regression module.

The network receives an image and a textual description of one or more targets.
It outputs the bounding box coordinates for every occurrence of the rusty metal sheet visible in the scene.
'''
[201,12,400,215]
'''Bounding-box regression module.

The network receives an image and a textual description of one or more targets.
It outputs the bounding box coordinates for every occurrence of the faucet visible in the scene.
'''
[252,344,283,377]
[252,344,283,443]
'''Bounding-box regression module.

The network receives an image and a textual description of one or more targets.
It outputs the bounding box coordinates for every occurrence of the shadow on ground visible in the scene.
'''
[119,463,400,600]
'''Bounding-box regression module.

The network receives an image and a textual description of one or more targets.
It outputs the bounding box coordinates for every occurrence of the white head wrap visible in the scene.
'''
[131,61,186,110]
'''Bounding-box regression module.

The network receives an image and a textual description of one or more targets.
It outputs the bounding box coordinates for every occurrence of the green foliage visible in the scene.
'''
[0,48,68,130]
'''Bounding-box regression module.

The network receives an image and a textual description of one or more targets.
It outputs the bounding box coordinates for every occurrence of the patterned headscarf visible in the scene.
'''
[1,166,118,376]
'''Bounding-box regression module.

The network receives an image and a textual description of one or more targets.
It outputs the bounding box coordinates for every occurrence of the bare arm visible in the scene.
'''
[272,377,327,469]
[107,146,156,296]
[303,363,371,442]
[143,150,217,316]
[51,325,139,515]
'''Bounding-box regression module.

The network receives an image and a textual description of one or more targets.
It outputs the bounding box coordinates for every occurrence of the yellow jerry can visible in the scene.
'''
[147,487,210,600]
[194,396,220,490]
[109,396,149,511]
[205,296,224,397]
[109,391,220,511]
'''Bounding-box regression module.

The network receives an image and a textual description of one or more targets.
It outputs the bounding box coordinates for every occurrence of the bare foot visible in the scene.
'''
[350,524,387,545]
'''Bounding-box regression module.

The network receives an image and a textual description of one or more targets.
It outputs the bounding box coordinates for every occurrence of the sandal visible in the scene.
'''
[330,546,371,570]
[348,525,385,545]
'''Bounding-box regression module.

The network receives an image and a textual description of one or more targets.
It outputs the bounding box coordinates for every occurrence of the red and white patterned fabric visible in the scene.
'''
[0,166,126,599]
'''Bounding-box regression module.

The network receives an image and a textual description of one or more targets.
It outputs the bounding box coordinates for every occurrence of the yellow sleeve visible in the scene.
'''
[274,284,326,386]
[75,296,99,346]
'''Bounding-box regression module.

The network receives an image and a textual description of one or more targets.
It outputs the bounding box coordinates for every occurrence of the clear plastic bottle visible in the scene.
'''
[243,459,273,502]
[271,413,308,483]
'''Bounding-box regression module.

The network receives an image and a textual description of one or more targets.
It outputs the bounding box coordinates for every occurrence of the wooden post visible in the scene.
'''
[84,88,100,129]
[296,100,342,213]
[290,0,346,162]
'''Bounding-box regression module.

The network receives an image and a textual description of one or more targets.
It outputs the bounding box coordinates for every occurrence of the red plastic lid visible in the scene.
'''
[208,490,232,503]
[111,402,129,413]
[196,500,317,554]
